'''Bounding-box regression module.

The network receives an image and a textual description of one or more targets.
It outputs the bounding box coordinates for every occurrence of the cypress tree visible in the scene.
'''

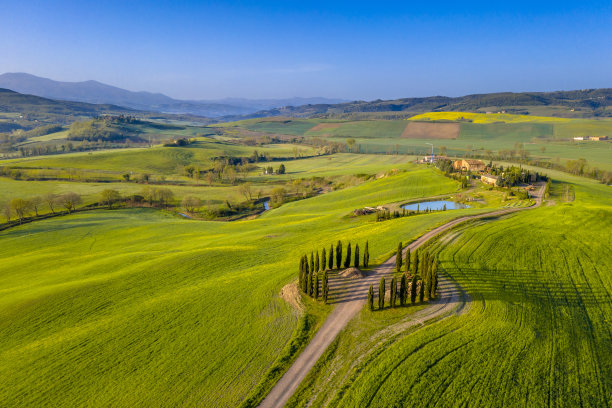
[390,276,397,308]
[314,273,319,299]
[329,244,334,269]
[299,256,304,291]
[315,250,320,273]
[354,244,360,268]
[368,285,374,311]
[419,279,425,303]
[364,241,369,268]
[395,242,403,272]
[303,256,308,291]
[399,274,407,306]
[310,252,314,276]
[322,247,327,271]
[379,277,385,309]
[322,271,329,303]
[307,268,313,297]
[336,241,342,269]
[410,274,417,303]
[344,242,351,268]
[412,249,419,276]
[405,248,410,274]
[425,267,432,300]
[431,260,438,298]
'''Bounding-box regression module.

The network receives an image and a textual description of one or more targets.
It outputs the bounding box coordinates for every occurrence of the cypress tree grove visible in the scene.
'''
[314,273,319,299]
[379,277,385,309]
[315,250,320,273]
[368,285,374,311]
[364,240,369,268]
[322,247,327,271]
[390,276,397,308]
[322,271,329,303]
[399,274,407,306]
[354,244,360,268]
[410,274,417,303]
[344,242,351,268]
[419,279,425,302]
[395,242,403,272]
[329,244,334,269]
[405,248,410,274]
[336,241,342,269]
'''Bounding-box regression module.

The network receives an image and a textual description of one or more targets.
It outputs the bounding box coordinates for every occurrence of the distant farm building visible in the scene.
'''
[573,136,588,141]
[420,155,449,163]
[590,136,608,141]
[453,159,486,172]
[481,174,499,186]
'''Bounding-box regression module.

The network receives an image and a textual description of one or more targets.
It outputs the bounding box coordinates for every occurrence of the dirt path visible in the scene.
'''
[258,183,545,408]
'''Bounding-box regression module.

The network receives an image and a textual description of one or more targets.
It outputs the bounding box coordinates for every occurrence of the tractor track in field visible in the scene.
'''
[258,183,545,408]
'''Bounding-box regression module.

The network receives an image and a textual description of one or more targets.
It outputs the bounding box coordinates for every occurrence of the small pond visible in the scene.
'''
[263,200,270,211]
[401,200,470,211]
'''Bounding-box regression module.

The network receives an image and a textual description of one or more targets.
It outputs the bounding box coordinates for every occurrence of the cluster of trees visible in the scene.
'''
[487,164,545,187]
[298,240,370,303]
[2,192,82,224]
[376,205,446,222]
[138,186,174,207]
[263,164,286,175]
[368,244,439,311]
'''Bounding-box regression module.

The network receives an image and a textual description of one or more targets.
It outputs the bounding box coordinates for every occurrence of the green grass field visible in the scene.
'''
[0,162,476,407]
[220,114,612,171]
[287,172,612,407]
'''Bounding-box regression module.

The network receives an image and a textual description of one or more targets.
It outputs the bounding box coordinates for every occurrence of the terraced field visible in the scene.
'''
[0,163,473,407]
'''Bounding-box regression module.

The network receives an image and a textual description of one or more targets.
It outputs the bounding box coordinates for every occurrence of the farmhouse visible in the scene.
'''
[481,174,498,186]
[453,159,486,172]
[574,136,588,141]
[590,136,608,141]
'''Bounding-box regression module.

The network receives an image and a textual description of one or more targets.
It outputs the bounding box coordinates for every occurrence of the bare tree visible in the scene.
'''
[44,193,58,213]
[157,188,174,207]
[2,202,11,223]
[10,198,31,224]
[182,196,202,212]
[239,182,253,201]
[101,189,121,209]
[59,192,82,214]
[30,196,43,216]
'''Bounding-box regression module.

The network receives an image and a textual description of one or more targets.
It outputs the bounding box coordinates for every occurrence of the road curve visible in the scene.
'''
[258,183,545,408]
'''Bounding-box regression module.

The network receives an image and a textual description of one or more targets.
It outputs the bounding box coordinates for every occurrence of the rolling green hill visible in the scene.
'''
[0,163,464,407]
[290,172,612,407]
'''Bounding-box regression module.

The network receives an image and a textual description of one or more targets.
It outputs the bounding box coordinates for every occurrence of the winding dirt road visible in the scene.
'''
[258,183,544,408]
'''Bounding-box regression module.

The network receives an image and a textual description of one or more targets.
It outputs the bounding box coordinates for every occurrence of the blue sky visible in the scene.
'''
[1,1,610,100]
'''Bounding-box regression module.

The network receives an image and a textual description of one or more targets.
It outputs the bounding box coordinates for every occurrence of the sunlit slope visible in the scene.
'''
[328,176,612,407]
[0,165,467,407]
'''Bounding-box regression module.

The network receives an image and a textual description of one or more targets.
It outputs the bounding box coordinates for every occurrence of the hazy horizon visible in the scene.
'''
[1,1,611,100]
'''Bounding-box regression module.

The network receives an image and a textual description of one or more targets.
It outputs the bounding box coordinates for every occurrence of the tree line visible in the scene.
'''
[375,205,447,222]
[298,240,370,303]
[368,242,439,311]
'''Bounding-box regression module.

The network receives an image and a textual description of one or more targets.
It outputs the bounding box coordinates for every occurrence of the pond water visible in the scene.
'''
[263,200,270,211]
[401,200,470,211]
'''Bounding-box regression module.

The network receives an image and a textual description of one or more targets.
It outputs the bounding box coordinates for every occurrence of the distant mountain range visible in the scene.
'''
[0,73,347,118]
